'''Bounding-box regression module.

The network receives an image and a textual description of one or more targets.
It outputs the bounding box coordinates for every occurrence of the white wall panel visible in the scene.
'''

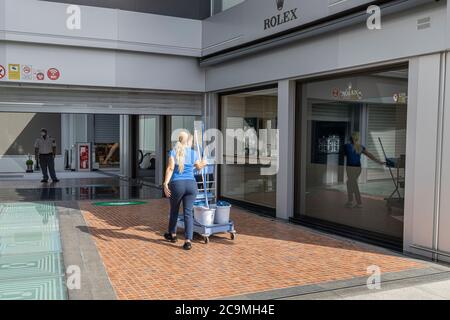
[403,54,441,254]
[0,0,202,57]
[205,2,446,92]
[0,42,205,92]
[276,80,295,220]
[115,51,205,92]
[203,0,377,56]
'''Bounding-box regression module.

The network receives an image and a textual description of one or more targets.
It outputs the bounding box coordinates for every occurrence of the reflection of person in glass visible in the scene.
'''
[344,132,384,208]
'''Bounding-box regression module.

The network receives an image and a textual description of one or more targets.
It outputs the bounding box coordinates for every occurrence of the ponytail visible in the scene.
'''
[351,132,362,154]
[175,141,186,173]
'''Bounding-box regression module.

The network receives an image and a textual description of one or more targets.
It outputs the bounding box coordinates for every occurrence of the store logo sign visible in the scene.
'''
[332,83,363,100]
[264,1,298,30]
[276,0,285,11]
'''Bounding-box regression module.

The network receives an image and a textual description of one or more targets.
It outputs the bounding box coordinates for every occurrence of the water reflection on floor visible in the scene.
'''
[0,202,66,300]
[0,178,162,202]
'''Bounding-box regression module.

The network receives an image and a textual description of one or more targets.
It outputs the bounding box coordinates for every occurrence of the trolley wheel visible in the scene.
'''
[231,232,236,240]
[204,236,210,244]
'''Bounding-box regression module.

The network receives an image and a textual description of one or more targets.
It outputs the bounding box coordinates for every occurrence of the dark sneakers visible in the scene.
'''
[41,179,48,183]
[164,233,178,243]
[52,179,60,183]
[164,233,192,250]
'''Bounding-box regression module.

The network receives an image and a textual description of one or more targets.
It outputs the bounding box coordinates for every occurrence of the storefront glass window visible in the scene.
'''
[295,68,408,240]
[220,87,278,210]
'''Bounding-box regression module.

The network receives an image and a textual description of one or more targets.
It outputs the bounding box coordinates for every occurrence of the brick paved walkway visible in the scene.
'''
[80,199,424,300]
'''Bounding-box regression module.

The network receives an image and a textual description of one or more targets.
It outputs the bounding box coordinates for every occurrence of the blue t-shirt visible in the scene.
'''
[169,147,199,182]
[344,143,366,167]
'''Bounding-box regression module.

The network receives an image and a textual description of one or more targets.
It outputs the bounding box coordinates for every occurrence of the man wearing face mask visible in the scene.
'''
[34,128,59,183]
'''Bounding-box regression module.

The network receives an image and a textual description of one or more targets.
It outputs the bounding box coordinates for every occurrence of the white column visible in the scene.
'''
[404,54,443,259]
[276,80,296,220]
[155,116,165,186]
[60,114,71,171]
[60,114,71,155]
[120,115,132,178]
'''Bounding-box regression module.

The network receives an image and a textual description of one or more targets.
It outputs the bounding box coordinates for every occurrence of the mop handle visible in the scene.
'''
[194,129,209,208]
[378,137,388,160]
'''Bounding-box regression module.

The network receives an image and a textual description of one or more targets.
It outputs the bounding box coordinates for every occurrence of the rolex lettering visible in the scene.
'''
[264,1,299,31]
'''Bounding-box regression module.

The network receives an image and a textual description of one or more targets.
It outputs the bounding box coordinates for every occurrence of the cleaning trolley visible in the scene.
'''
[177,127,237,244]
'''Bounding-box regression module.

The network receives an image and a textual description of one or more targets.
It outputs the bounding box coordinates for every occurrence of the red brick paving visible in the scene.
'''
[80,199,424,300]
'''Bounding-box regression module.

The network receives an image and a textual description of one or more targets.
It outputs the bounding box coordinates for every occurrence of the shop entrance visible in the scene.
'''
[0,84,203,201]
[0,112,121,175]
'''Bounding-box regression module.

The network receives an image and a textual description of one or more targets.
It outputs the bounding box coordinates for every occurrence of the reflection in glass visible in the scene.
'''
[296,69,408,239]
[344,132,384,208]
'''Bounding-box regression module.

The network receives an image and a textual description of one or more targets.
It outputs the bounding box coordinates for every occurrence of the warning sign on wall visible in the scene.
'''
[47,68,60,81]
[33,69,45,81]
[21,65,33,80]
[0,64,61,82]
[8,64,20,80]
[0,65,5,80]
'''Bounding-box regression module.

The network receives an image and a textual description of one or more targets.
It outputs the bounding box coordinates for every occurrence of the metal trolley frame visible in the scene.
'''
[177,162,237,244]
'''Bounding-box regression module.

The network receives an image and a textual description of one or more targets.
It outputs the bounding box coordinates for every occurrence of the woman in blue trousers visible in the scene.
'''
[163,131,207,250]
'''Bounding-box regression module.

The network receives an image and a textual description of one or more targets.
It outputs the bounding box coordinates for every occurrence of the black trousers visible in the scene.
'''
[39,154,58,181]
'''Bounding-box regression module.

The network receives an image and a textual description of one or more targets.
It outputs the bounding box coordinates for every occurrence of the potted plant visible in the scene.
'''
[26,157,34,173]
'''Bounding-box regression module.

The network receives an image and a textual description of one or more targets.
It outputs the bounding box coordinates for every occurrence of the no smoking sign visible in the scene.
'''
[0,65,5,79]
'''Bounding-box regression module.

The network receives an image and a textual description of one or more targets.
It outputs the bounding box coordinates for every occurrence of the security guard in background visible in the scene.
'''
[34,128,59,183]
